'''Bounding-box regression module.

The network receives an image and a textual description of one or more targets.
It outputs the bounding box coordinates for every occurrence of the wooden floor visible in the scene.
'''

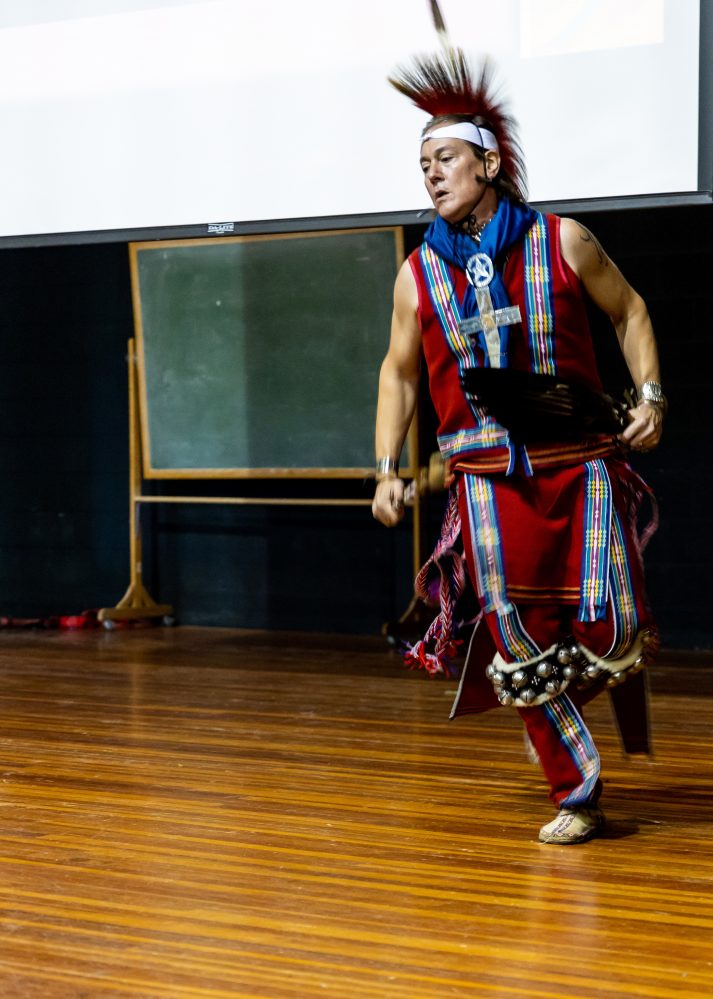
[0,628,710,998]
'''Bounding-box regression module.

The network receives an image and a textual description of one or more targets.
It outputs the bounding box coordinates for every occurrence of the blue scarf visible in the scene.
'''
[424,198,538,365]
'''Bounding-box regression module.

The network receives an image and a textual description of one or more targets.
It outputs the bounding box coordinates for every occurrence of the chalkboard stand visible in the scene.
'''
[98,339,175,628]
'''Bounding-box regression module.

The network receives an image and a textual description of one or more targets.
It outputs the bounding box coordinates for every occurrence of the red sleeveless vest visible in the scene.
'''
[410,214,616,473]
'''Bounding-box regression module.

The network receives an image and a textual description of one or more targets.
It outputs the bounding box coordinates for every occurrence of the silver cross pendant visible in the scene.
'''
[459,253,521,368]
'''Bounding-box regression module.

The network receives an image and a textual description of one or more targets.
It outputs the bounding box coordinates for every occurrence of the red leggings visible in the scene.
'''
[455,469,651,809]
[491,605,609,808]
[518,689,601,808]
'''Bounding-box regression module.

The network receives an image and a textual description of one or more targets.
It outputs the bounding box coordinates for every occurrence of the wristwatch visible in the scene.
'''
[638,381,667,411]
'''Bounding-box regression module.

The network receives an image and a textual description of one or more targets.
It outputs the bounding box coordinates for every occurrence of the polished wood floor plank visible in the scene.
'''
[0,628,710,997]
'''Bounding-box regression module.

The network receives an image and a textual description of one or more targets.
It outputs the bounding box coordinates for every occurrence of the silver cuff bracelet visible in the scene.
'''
[376,457,399,478]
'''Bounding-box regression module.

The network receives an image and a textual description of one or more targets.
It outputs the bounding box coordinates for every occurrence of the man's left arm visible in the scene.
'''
[559,217,664,452]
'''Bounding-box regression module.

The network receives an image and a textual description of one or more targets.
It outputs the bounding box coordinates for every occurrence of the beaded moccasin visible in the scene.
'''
[538,807,605,845]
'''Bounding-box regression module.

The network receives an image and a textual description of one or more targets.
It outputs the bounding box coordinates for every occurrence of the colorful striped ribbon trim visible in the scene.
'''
[438,426,509,459]
[419,244,477,371]
[605,505,639,657]
[545,694,601,807]
[463,473,540,661]
[524,213,557,375]
[579,459,612,622]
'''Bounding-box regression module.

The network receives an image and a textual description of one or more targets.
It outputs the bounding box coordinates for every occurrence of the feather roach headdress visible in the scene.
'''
[388,3,528,202]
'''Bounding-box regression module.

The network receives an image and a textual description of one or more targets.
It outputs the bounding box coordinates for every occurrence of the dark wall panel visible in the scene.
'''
[579,206,713,648]
[0,243,131,618]
[149,503,414,633]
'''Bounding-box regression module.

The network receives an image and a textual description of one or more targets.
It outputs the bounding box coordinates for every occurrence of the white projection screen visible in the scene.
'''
[0,0,709,243]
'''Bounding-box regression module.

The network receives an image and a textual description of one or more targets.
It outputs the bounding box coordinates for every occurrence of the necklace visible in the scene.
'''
[465,214,493,243]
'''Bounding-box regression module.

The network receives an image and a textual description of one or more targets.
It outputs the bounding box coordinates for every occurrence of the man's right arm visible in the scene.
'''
[372,260,422,527]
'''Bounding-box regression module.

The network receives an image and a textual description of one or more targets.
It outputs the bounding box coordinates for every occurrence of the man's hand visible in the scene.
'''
[618,402,663,452]
[372,477,406,527]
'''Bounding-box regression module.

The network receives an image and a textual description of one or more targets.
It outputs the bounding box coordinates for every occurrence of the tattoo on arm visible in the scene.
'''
[577,224,608,266]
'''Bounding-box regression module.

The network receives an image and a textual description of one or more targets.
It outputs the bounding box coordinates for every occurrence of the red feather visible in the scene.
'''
[389,48,527,201]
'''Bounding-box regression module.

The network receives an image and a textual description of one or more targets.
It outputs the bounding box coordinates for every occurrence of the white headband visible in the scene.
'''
[421,122,499,152]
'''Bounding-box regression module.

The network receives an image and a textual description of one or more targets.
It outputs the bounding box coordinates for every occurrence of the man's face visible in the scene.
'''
[419,137,492,223]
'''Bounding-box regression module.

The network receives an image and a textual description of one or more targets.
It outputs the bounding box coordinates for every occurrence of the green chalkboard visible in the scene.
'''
[130,228,403,478]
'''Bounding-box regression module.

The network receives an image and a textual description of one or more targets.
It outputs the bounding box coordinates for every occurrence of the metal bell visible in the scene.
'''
[562,665,578,680]
[557,647,571,665]
[520,689,536,705]
[606,671,625,687]
[491,671,505,687]
[569,644,580,658]
[485,663,496,679]
[585,664,601,680]
[498,691,514,706]
[536,661,553,678]
[545,680,561,695]
[511,669,527,689]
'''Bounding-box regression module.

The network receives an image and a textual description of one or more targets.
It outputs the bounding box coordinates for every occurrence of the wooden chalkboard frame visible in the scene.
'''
[129,226,412,480]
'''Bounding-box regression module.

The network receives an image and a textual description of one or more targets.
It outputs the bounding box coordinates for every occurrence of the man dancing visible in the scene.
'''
[372,48,664,844]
